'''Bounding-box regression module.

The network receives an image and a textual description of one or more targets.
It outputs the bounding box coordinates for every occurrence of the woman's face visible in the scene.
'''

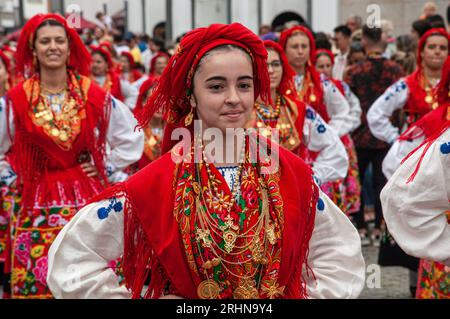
[119,56,131,72]
[91,53,109,76]
[315,54,333,78]
[34,25,69,71]
[192,48,254,133]
[0,59,9,89]
[154,56,168,76]
[421,35,448,70]
[285,33,310,69]
[267,49,283,91]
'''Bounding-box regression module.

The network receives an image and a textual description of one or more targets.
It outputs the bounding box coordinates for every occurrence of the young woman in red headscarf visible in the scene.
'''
[0,13,143,299]
[149,51,170,80]
[382,58,450,299]
[129,76,163,172]
[250,41,348,186]
[313,49,362,216]
[280,26,353,140]
[368,28,449,147]
[47,23,365,299]
[90,46,139,111]
[119,51,147,90]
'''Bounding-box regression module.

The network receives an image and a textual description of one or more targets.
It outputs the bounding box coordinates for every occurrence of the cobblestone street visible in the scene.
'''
[359,246,412,299]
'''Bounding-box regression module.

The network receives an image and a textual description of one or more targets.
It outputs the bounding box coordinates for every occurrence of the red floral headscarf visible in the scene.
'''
[16,13,91,78]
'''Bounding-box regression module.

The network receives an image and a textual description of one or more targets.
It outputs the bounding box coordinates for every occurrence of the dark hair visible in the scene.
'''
[92,50,109,64]
[151,37,165,50]
[426,14,446,28]
[412,19,432,37]
[35,19,67,47]
[396,34,415,53]
[315,32,332,50]
[349,41,364,54]
[175,33,187,44]
[334,25,352,37]
[362,24,382,43]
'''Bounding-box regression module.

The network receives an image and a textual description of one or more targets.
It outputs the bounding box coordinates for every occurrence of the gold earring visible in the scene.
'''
[185,107,194,126]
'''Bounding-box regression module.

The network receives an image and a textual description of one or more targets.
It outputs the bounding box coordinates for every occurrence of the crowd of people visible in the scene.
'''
[0,1,448,299]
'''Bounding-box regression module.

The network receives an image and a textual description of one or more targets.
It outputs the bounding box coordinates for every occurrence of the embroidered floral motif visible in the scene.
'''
[440,142,450,155]
[97,198,123,220]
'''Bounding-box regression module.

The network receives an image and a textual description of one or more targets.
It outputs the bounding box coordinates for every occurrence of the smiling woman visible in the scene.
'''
[46,23,365,300]
[0,13,143,299]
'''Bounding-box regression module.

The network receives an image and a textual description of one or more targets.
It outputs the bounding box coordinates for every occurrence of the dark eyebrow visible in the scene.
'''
[205,76,227,82]
[205,75,254,83]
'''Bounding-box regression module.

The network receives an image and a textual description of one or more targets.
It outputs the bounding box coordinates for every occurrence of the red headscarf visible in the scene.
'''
[134,76,159,115]
[279,25,316,57]
[99,41,115,56]
[399,56,450,182]
[121,51,136,68]
[263,40,296,97]
[314,49,335,65]
[416,28,450,68]
[149,52,170,76]
[279,26,328,121]
[91,45,114,70]
[137,23,271,153]
[16,13,91,78]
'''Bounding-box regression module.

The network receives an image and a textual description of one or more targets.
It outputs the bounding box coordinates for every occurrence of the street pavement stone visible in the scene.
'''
[359,246,412,299]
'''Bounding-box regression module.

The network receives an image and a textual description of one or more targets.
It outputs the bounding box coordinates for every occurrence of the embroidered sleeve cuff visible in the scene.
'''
[1,168,17,187]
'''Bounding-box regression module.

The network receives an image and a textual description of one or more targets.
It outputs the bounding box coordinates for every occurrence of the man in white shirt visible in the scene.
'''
[333,25,352,80]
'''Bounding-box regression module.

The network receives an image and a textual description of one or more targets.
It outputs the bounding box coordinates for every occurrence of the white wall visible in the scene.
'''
[312,0,340,33]
[63,0,124,22]
[231,0,258,33]
[172,0,191,39]
[261,0,308,27]
[24,0,48,19]
[124,0,339,39]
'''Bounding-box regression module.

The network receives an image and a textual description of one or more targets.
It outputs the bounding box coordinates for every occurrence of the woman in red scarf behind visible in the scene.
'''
[0,13,143,299]
[47,23,365,299]
[314,49,362,217]
[90,46,139,111]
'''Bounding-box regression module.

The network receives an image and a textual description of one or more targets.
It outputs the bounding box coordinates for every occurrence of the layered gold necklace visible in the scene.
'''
[31,85,83,150]
[422,74,439,110]
[255,95,301,150]
[193,141,279,299]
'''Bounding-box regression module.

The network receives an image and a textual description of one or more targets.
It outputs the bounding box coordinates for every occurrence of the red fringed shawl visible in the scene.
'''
[6,75,111,209]
[92,144,318,299]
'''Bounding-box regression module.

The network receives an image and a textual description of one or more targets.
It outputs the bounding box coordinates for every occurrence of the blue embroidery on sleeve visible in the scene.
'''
[317,124,326,134]
[317,198,325,212]
[440,142,450,155]
[1,169,16,184]
[306,108,316,120]
[97,198,123,220]
[385,80,407,101]
[106,165,114,178]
